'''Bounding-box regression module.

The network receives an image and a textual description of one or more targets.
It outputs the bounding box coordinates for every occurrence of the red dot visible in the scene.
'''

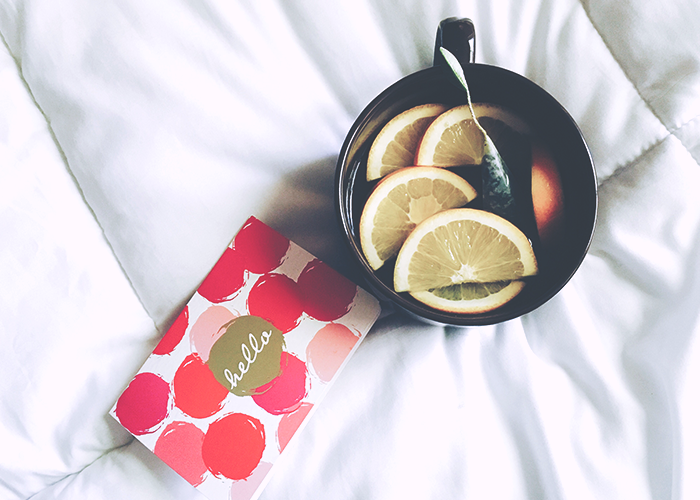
[252,352,308,415]
[153,306,189,355]
[233,217,290,274]
[154,421,207,486]
[173,354,229,418]
[115,372,170,435]
[202,413,266,480]
[297,259,357,321]
[247,273,304,333]
[198,247,247,303]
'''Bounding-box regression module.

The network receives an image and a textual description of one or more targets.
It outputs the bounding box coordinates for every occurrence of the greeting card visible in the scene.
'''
[111,216,381,500]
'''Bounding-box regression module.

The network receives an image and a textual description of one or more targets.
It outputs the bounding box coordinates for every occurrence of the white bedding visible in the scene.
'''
[2,0,700,498]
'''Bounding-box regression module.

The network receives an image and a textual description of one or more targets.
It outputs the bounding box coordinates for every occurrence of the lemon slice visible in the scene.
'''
[415,103,532,167]
[411,280,525,314]
[366,103,449,181]
[393,208,538,293]
[359,167,477,270]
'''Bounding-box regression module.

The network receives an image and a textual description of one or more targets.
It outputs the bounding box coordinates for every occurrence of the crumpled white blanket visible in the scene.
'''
[2,0,700,499]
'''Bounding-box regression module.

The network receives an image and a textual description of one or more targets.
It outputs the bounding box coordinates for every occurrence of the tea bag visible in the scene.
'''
[439,47,523,231]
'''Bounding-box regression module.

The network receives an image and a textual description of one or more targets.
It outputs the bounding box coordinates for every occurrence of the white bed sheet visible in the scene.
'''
[2,0,700,499]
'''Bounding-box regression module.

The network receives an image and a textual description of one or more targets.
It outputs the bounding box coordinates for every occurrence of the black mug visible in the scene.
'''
[335,18,597,326]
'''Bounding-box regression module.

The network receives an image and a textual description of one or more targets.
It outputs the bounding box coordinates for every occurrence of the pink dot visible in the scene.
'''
[247,273,304,333]
[189,305,237,362]
[306,323,360,382]
[198,247,247,303]
[229,461,273,500]
[153,306,189,355]
[252,352,308,415]
[154,421,207,486]
[277,402,314,452]
[233,217,290,274]
[297,259,357,321]
[115,372,170,435]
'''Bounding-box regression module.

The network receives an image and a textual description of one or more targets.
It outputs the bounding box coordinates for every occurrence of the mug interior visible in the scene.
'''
[336,63,597,326]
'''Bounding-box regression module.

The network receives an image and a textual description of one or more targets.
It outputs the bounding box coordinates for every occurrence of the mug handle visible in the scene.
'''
[433,17,476,66]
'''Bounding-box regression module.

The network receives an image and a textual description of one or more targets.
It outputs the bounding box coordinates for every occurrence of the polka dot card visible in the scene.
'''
[110,216,381,500]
